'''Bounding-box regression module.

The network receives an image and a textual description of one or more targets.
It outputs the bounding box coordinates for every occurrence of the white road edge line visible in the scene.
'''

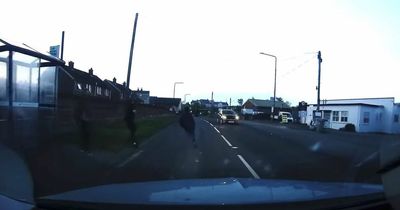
[213,127,221,133]
[205,119,221,133]
[220,135,233,147]
[117,150,143,168]
[237,155,260,179]
[355,151,378,167]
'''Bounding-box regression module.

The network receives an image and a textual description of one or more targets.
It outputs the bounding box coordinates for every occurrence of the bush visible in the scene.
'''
[340,123,356,132]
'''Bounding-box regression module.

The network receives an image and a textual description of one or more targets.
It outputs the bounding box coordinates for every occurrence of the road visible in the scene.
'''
[108,117,384,185]
[31,117,394,196]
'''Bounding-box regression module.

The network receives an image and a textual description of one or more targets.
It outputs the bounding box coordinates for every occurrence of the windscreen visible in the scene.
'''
[222,110,235,115]
[1,0,399,208]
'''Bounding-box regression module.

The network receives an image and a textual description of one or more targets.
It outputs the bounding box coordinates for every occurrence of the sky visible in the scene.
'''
[1,0,399,105]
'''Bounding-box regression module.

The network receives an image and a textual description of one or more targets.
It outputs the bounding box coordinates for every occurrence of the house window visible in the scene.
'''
[394,114,399,123]
[77,83,83,90]
[96,86,102,95]
[340,111,348,122]
[86,84,92,93]
[105,89,110,97]
[332,111,339,122]
[363,112,370,124]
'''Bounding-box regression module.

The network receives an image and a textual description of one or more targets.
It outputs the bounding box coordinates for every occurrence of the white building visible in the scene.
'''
[306,97,400,134]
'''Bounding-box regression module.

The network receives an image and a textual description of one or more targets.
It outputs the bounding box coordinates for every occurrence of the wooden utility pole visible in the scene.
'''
[60,31,65,60]
[126,13,139,89]
[317,51,322,111]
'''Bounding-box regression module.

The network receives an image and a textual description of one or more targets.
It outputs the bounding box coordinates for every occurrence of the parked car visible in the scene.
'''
[217,109,239,124]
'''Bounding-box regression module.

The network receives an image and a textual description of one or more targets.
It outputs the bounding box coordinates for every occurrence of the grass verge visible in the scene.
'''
[135,115,178,143]
[57,115,177,152]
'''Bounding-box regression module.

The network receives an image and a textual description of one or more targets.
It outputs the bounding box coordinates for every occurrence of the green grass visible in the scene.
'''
[56,115,177,152]
[135,115,178,142]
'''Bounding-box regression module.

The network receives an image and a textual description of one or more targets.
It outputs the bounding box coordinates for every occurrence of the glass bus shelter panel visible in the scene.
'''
[0,52,7,105]
[12,52,40,105]
[39,66,56,105]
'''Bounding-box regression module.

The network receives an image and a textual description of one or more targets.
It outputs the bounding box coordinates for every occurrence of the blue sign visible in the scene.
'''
[49,45,60,58]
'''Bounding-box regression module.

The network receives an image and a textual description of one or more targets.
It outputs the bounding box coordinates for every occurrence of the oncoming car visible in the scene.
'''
[217,109,240,124]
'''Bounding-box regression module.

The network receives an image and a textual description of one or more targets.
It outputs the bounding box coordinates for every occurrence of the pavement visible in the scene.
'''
[24,117,399,197]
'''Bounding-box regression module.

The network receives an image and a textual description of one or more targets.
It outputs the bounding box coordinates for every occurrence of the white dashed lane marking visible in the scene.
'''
[220,135,233,147]
[237,155,260,179]
[202,119,260,179]
[117,150,143,168]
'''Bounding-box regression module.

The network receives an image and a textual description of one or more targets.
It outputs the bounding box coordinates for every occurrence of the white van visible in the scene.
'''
[277,111,294,122]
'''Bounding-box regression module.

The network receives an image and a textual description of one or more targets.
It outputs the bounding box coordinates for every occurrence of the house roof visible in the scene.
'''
[104,80,122,93]
[215,102,229,106]
[198,99,211,105]
[192,100,228,106]
[66,67,108,88]
[104,80,133,98]
[150,97,181,107]
[326,97,395,102]
[310,103,384,108]
[133,90,150,94]
[246,99,290,109]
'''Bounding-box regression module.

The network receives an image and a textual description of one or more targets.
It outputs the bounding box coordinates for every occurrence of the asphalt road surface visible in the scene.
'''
[108,117,385,185]
[31,117,395,196]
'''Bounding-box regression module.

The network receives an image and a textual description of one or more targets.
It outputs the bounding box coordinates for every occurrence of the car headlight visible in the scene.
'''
[235,115,239,120]
[222,115,227,120]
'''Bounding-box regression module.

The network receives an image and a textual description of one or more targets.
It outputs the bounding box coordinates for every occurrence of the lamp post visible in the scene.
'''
[260,52,277,120]
[173,82,184,98]
[184,94,191,104]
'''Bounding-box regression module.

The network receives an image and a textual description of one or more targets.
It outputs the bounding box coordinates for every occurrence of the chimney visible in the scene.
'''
[113,77,116,83]
[123,82,126,87]
[89,68,93,75]
[68,61,74,68]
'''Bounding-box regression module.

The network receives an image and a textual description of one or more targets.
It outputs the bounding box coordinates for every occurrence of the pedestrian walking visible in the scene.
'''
[125,102,138,148]
[74,98,90,153]
[179,106,197,148]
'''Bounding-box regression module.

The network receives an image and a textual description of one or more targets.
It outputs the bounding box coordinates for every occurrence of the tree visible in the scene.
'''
[191,101,200,116]
[237,98,243,106]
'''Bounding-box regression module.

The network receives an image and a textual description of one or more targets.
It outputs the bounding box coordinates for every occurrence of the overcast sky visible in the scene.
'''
[1,0,399,105]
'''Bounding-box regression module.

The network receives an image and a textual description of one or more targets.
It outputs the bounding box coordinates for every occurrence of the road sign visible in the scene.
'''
[49,45,60,58]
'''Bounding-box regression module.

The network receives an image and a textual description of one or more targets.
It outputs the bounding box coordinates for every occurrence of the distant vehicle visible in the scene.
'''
[241,108,255,115]
[217,109,239,124]
[276,111,294,122]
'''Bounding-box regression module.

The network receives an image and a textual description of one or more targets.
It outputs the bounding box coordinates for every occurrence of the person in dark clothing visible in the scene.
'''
[180,106,197,148]
[74,98,90,153]
[125,102,138,148]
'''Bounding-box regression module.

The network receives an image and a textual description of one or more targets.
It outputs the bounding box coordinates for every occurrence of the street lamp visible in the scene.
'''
[260,52,277,120]
[173,82,184,98]
[184,94,191,104]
